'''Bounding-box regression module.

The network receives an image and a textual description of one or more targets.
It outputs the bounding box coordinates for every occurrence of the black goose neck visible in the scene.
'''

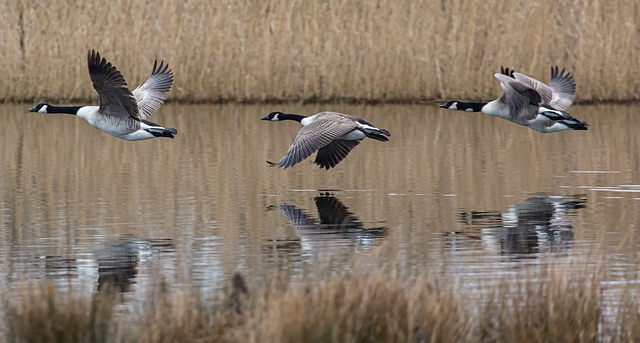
[455,102,486,112]
[47,105,83,115]
[279,113,306,122]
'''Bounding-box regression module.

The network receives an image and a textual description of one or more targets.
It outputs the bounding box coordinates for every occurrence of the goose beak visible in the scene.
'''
[438,103,447,108]
[28,106,38,112]
[260,115,270,120]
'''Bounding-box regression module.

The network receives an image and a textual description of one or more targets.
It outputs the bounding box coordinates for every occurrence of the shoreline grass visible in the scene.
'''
[5,257,640,342]
[1,0,638,103]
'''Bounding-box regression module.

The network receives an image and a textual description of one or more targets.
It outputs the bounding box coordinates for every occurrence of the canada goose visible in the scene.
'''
[261,111,390,169]
[439,66,588,133]
[28,49,176,141]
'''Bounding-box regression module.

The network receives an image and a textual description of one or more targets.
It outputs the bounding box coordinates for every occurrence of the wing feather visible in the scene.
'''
[548,66,576,110]
[512,72,553,107]
[314,139,361,169]
[87,49,139,120]
[495,73,542,122]
[279,205,318,229]
[278,118,358,169]
[132,60,174,119]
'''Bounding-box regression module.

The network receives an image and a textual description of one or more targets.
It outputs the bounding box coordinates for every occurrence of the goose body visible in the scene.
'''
[29,49,176,141]
[261,111,390,169]
[440,66,588,133]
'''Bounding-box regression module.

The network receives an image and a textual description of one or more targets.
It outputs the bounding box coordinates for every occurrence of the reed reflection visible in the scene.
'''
[41,255,78,279]
[449,195,586,258]
[265,194,389,263]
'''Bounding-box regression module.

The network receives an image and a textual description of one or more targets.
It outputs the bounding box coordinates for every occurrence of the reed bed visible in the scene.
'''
[0,0,638,103]
[5,258,640,343]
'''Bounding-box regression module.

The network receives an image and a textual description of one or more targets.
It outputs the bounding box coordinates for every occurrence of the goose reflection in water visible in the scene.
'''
[449,195,586,258]
[95,238,174,293]
[265,194,389,261]
[96,241,139,292]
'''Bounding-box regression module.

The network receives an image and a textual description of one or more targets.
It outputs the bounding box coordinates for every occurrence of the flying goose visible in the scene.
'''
[439,66,588,133]
[29,49,177,141]
[261,111,390,169]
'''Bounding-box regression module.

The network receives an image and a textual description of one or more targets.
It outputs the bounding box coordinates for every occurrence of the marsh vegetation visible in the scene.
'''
[1,0,638,103]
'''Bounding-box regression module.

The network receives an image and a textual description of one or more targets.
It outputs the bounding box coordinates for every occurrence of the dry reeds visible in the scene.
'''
[0,0,638,103]
[6,283,117,343]
[5,259,640,342]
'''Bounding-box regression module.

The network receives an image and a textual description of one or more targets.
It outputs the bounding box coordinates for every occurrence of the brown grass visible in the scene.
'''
[0,0,638,103]
[6,283,117,343]
[5,259,640,343]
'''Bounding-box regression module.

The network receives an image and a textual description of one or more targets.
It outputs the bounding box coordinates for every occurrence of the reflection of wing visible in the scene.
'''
[96,241,138,292]
[314,195,363,229]
[279,205,318,229]
[280,194,389,247]
[514,197,554,222]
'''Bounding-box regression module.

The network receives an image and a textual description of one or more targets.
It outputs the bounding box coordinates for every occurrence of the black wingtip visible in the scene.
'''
[312,161,332,170]
[151,59,171,76]
[267,161,278,167]
[500,65,515,78]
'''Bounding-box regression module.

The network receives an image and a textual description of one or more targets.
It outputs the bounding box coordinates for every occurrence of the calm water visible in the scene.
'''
[1,102,639,301]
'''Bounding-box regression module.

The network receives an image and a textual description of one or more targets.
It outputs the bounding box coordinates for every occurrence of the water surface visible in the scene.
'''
[1,102,639,301]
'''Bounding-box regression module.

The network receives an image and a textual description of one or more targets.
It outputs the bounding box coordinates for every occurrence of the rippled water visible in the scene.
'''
[1,102,639,301]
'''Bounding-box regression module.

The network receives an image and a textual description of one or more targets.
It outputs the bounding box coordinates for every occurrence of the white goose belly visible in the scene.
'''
[338,129,366,140]
[76,106,153,140]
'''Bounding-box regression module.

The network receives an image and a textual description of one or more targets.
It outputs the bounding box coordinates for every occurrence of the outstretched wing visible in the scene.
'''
[547,66,576,110]
[132,60,174,119]
[278,118,358,169]
[313,139,361,169]
[87,49,139,119]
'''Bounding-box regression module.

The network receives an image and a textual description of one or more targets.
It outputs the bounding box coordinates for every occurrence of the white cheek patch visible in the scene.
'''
[448,103,458,110]
[38,105,48,114]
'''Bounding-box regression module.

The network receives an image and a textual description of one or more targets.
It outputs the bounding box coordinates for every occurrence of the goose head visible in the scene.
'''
[261,111,285,121]
[29,103,50,114]
[439,101,460,110]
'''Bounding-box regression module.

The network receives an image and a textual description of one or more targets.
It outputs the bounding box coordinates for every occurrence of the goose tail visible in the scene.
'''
[156,127,178,138]
[362,127,390,142]
[540,110,588,131]
[142,119,177,139]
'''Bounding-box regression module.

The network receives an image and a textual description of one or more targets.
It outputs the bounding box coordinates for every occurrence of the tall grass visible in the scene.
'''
[5,260,640,342]
[0,0,638,103]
